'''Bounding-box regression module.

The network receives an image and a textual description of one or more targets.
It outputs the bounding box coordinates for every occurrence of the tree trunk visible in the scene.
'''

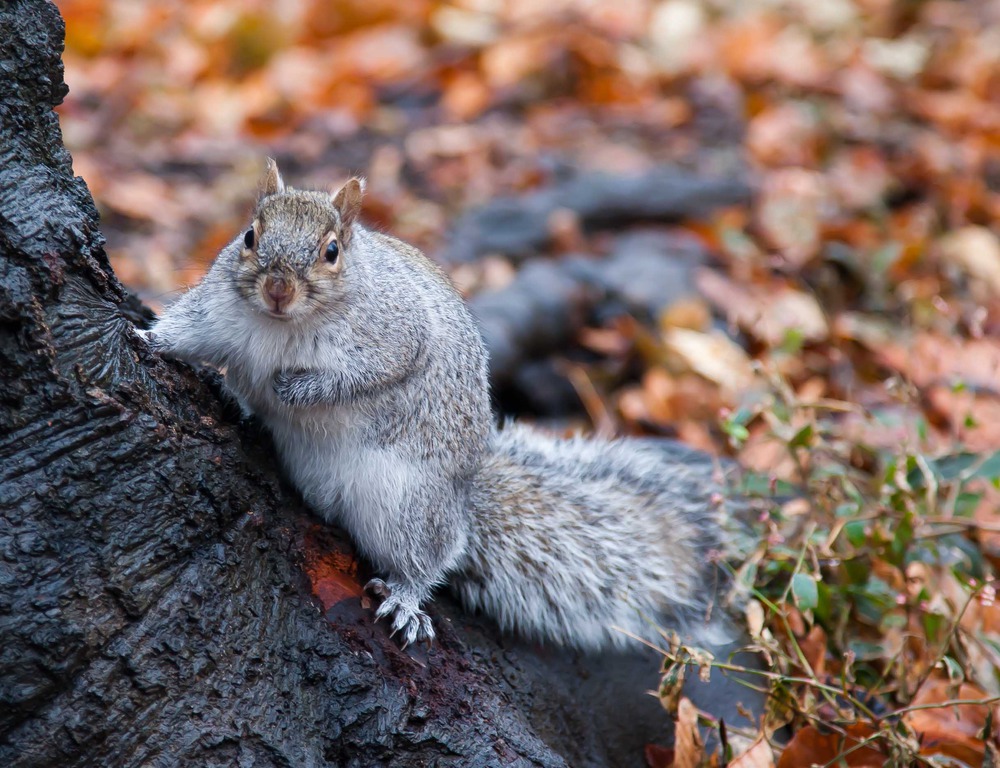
[0,4,761,766]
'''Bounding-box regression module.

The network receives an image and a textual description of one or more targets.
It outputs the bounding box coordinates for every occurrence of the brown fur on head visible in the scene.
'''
[234,160,365,320]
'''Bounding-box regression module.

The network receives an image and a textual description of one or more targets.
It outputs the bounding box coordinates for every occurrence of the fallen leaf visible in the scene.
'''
[877,334,1000,391]
[729,735,774,768]
[100,172,185,226]
[926,386,1000,452]
[674,697,705,768]
[746,102,821,168]
[937,226,1000,302]
[480,31,554,89]
[442,71,492,121]
[904,679,999,765]
[647,0,707,75]
[776,723,885,768]
[756,169,827,266]
[746,600,766,640]
[862,35,930,80]
[798,624,828,678]
[659,297,712,333]
[301,525,362,612]
[663,327,755,400]
[828,146,894,212]
[430,5,498,46]
[739,422,799,481]
[697,271,828,346]
[676,420,717,454]
[973,484,1000,558]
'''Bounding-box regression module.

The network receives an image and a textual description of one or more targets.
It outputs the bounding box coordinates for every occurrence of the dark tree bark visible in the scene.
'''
[0,4,763,767]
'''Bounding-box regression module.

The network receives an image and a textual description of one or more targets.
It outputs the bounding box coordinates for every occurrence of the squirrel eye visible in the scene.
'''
[243,229,255,249]
[325,240,339,263]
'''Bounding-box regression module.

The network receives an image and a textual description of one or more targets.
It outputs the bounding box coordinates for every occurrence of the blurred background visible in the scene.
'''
[56,0,1000,461]
[53,1,1000,759]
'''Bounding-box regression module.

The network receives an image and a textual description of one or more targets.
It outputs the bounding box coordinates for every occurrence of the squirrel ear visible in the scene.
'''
[260,157,285,198]
[332,177,365,230]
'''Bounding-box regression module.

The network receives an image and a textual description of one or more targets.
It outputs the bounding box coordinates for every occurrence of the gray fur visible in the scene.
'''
[147,166,727,650]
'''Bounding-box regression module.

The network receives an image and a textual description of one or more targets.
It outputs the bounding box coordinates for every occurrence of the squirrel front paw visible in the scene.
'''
[365,578,435,648]
[272,369,312,406]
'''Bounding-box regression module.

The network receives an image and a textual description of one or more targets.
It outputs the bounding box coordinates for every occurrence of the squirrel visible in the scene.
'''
[142,160,730,650]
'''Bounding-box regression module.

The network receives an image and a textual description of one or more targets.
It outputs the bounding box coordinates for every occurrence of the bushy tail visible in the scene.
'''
[451,423,733,652]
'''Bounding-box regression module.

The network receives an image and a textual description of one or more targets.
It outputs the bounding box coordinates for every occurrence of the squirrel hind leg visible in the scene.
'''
[365,578,435,647]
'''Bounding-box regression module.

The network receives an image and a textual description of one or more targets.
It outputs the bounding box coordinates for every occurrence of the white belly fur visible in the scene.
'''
[266,411,418,563]
[220,315,418,565]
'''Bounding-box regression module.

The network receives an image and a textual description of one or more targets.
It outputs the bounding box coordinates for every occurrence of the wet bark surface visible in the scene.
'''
[0,3,763,766]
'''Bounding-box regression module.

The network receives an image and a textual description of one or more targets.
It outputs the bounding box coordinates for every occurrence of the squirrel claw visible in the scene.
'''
[364,578,391,600]
[364,578,435,646]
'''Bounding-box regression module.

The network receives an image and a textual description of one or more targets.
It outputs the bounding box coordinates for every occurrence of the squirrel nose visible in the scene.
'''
[263,276,293,310]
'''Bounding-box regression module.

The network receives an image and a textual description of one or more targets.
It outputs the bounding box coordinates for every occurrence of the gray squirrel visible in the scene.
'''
[142,160,731,650]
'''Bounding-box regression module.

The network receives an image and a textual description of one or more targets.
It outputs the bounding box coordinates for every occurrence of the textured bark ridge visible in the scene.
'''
[0,4,762,767]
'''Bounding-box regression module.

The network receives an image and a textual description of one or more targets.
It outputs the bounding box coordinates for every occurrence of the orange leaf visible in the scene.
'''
[904,679,999,765]
[776,723,885,768]
[301,525,362,612]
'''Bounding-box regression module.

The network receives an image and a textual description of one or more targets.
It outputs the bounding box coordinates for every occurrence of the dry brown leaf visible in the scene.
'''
[430,5,497,46]
[719,16,827,88]
[828,146,894,212]
[481,32,553,89]
[775,723,885,768]
[697,271,828,347]
[739,423,799,481]
[746,103,821,168]
[669,374,728,423]
[878,334,1000,391]
[647,0,707,75]
[675,421,716,455]
[660,297,712,333]
[973,485,1000,559]
[909,88,1000,134]
[756,169,827,266]
[673,697,705,768]
[617,386,648,426]
[937,226,1000,302]
[100,173,185,226]
[838,404,947,454]
[578,327,633,358]
[639,368,677,425]
[662,327,755,400]
[746,600,766,641]
[798,625,828,678]
[926,386,1000,452]
[904,679,999,765]
[441,71,492,121]
[335,25,427,83]
[729,735,774,768]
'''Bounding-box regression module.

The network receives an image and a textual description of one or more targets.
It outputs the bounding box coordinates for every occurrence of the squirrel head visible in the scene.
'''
[233,158,365,321]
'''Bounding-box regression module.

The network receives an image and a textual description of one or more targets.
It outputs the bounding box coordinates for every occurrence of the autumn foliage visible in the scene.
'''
[55,0,1000,764]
